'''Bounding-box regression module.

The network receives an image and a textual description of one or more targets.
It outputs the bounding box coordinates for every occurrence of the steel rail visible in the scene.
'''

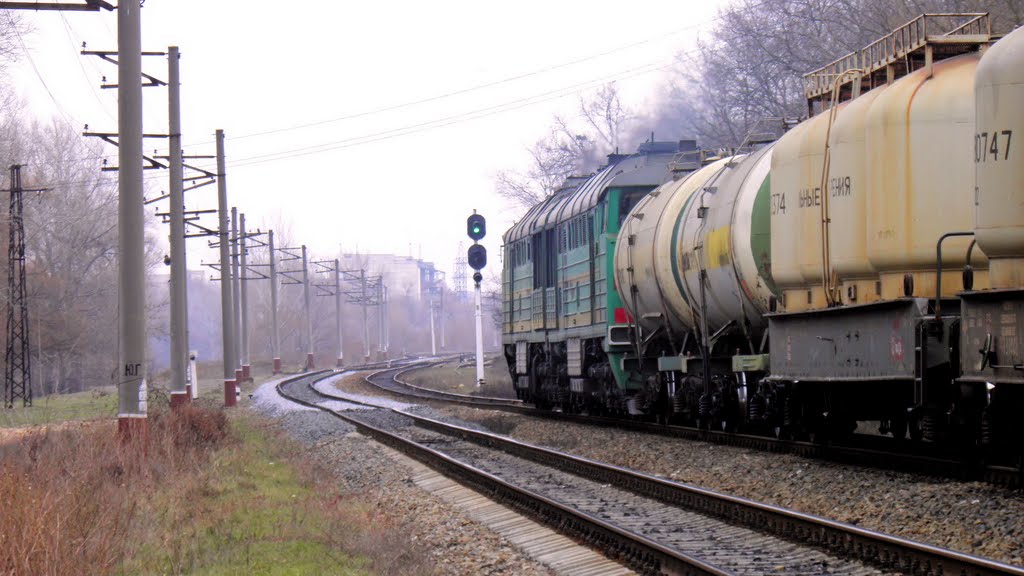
[303,368,1024,576]
[379,364,1021,487]
[276,370,731,576]
[371,360,523,407]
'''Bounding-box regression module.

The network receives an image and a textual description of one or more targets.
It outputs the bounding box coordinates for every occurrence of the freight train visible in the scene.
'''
[501,13,1023,466]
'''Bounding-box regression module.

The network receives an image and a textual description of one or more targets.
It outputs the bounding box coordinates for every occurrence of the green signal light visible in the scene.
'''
[467,213,486,240]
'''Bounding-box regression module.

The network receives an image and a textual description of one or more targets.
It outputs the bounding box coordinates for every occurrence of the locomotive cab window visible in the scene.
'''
[619,188,649,226]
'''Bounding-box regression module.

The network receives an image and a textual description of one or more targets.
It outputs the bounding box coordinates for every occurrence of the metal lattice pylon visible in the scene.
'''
[454,241,467,300]
[5,165,31,408]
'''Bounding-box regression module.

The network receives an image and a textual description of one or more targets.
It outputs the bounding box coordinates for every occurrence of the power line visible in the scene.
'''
[44,52,677,183]
[19,0,754,169]
[214,21,714,144]
[40,3,747,179]
[59,56,674,169]
[7,12,81,131]
[140,10,740,155]
[225,60,672,169]
[58,12,116,123]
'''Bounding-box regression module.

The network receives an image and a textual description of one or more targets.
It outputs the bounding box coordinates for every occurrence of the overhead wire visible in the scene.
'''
[210,19,717,145]
[140,6,744,155]
[35,0,746,178]
[223,59,672,169]
[58,12,117,124]
[42,45,692,186]
[7,12,81,132]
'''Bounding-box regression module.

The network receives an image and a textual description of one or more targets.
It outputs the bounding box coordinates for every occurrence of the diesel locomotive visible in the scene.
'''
[501,14,1024,466]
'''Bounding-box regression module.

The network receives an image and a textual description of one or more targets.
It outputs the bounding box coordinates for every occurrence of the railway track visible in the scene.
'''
[368,362,1022,488]
[276,368,1024,576]
[364,358,523,408]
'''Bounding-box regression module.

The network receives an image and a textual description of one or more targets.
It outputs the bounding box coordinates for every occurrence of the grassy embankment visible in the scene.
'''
[0,372,432,575]
[0,360,270,428]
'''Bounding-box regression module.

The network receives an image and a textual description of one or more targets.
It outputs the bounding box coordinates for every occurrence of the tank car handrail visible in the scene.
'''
[803,13,991,101]
[943,13,990,36]
[934,231,975,320]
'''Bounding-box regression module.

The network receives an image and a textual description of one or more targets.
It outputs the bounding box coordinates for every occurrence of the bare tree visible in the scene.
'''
[668,0,1024,148]
[9,121,119,393]
[496,82,633,212]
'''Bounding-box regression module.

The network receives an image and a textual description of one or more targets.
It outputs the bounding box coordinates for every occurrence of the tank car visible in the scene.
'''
[503,13,1024,470]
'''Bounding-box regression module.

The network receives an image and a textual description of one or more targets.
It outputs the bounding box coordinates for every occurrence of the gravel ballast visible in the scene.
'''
[332,368,1024,567]
[438,405,1024,566]
[248,372,555,575]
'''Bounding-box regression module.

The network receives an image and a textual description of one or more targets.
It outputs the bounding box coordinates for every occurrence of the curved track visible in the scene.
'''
[370,363,1022,488]
[276,368,1024,576]
[365,359,523,407]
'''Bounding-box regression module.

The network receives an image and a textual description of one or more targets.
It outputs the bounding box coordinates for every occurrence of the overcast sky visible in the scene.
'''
[7,0,728,283]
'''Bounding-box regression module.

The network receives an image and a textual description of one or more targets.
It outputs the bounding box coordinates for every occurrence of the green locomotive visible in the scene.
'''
[501,141,696,412]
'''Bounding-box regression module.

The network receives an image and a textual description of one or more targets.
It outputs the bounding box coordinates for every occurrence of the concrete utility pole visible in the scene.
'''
[117,0,147,436]
[429,299,437,356]
[334,259,344,367]
[269,230,281,374]
[230,206,242,385]
[361,269,369,360]
[215,130,237,406]
[167,46,189,408]
[302,245,314,370]
[376,281,385,358]
[439,285,446,350]
[239,213,251,382]
[383,285,390,354]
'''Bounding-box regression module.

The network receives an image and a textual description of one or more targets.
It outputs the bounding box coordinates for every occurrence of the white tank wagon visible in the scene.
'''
[500,14,1024,472]
[614,146,777,427]
[605,15,1023,466]
[957,23,1024,463]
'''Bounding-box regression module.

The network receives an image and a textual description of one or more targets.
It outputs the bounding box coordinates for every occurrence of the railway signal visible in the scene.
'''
[467,213,486,241]
[468,244,487,270]
[466,211,486,387]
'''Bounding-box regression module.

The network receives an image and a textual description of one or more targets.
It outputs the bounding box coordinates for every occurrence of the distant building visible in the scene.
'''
[339,253,443,301]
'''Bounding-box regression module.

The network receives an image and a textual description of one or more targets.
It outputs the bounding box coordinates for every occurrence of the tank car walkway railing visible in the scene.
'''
[803,13,991,106]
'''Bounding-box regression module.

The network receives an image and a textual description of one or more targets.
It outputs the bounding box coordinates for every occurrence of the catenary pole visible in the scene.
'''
[383,285,390,354]
[215,130,237,406]
[440,285,446,350]
[334,258,344,366]
[269,230,281,374]
[302,245,314,370]
[429,298,437,356]
[361,269,369,360]
[117,0,147,437]
[239,213,250,382]
[230,206,242,385]
[167,46,189,408]
[377,281,385,355]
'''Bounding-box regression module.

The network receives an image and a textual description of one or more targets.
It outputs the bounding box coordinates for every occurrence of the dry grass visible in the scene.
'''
[244,419,435,576]
[0,404,229,576]
[0,404,433,575]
